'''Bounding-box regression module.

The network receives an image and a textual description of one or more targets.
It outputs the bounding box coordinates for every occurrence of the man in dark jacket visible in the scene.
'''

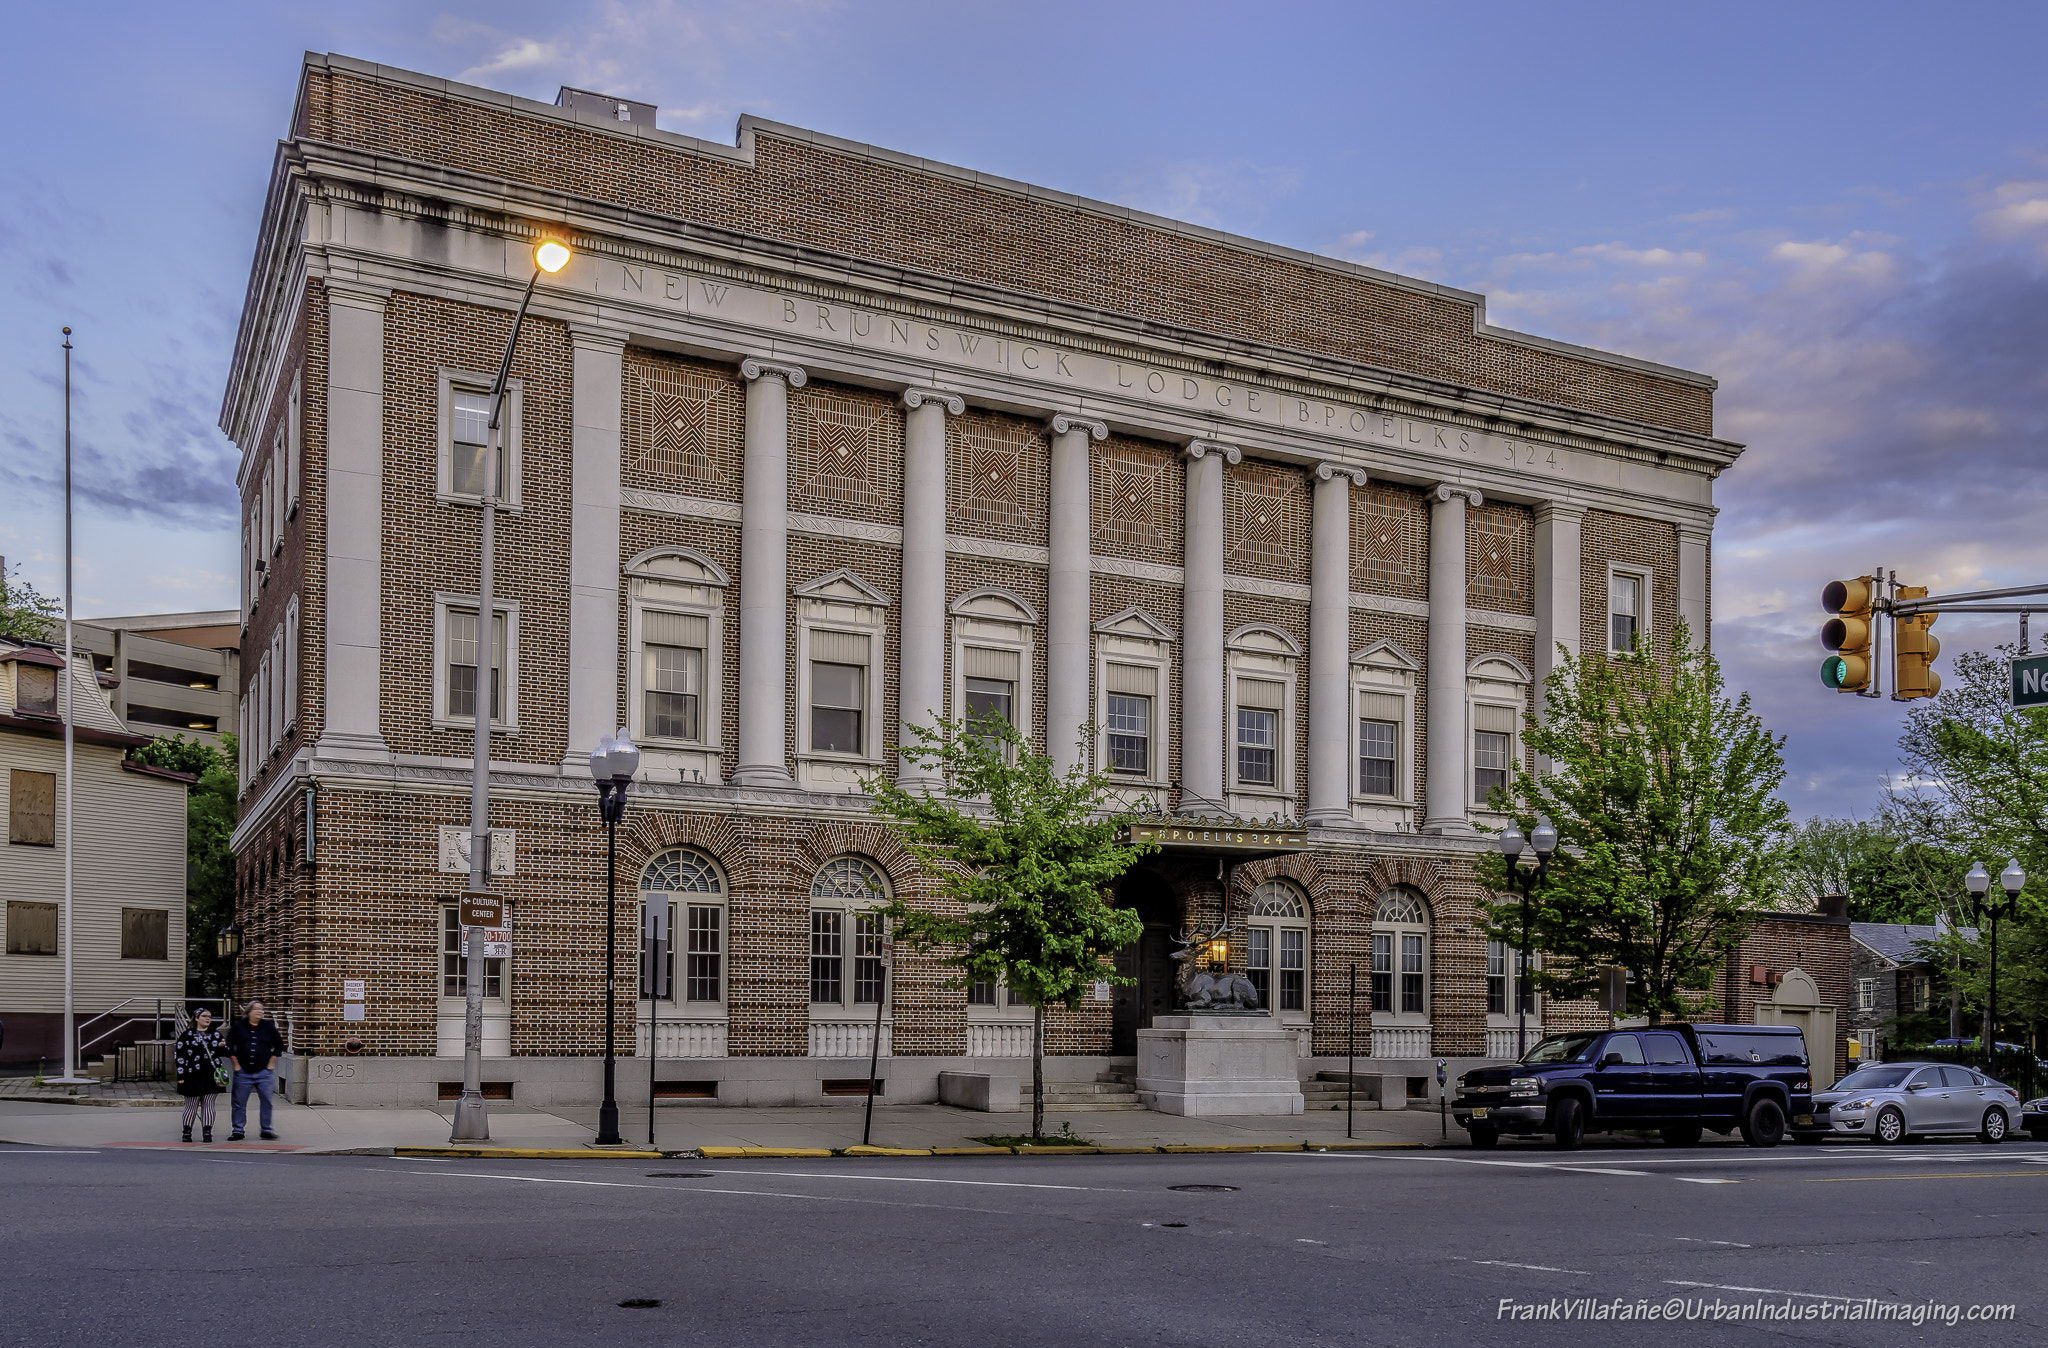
[226,1000,286,1141]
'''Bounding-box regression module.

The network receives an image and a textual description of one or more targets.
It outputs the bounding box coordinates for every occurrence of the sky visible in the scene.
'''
[5,1,2048,822]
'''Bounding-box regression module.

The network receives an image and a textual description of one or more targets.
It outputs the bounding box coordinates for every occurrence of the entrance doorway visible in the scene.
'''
[1111,868,1179,1056]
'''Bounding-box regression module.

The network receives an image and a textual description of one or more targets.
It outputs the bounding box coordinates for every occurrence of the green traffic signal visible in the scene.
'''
[1820,655,1850,690]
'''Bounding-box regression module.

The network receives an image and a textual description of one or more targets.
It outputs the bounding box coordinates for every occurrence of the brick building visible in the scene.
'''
[220,53,1743,1106]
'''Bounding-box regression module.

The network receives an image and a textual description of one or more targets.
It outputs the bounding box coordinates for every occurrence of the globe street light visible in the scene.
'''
[452,237,574,1145]
[1964,858,2025,1067]
[1495,819,1557,1059]
[589,728,640,1147]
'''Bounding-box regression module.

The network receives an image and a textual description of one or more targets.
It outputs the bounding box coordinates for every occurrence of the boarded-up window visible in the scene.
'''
[9,769,55,846]
[6,901,57,955]
[16,665,57,715]
[121,908,169,961]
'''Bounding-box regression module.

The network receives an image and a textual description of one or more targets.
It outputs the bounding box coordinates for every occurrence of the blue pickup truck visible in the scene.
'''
[1451,1023,1814,1149]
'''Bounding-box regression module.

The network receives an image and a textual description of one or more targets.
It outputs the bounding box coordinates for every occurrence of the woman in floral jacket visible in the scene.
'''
[175,1008,227,1143]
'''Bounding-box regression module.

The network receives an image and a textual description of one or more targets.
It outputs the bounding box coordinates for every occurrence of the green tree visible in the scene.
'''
[1783,816,1953,924]
[130,734,238,996]
[864,716,1152,1140]
[0,563,61,644]
[1475,623,1793,1023]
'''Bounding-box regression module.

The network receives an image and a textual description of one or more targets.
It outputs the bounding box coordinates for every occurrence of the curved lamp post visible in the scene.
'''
[1496,819,1557,1059]
[589,728,640,1147]
[1963,858,2025,1062]
[452,238,573,1145]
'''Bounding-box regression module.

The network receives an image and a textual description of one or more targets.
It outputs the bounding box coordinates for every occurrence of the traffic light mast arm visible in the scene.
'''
[1891,580,2048,617]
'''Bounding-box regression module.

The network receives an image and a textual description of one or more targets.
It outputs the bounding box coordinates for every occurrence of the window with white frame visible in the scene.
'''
[286,370,302,517]
[1911,975,1930,1012]
[949,588,1037,751]
[643,612,707,742]
[1246,881,1309,1016]
[811,638,867,755]
[284,595,300,734]
[270,427,286,554]
[1093,608,1174,788]
[441,904,504,999]
[268,627,285,753]
[638,848,724,1004]
[1225,625,1299,800]
[1371,889,1429,1019]
[1487,940,1534,1017]
[1467,655,1530,813]
[1235,683,1282,788]
[794,571,891,778]
[1473,704,1515,805]
[625,549,727,763]
[1608,567,1650,653]
[808,857,890,1008]
[437,368,522,507]
[967,979,1031,1007]
[1105,667,1154,777]
[1855,977,1875,1012]
[434,596,518,731]
[1349,641,1419,816]
[1357,692,1401,798]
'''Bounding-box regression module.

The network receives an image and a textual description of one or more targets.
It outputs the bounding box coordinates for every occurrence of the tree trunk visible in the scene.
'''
[1032,1002,1045,1141]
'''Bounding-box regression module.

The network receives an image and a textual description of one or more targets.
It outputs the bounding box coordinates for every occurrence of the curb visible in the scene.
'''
[678,1141,1428,1159]
[393,1146,664,1160]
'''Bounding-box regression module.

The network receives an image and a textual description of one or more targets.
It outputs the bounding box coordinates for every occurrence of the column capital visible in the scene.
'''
[1676,519,1714,546]
[902,388,965,415]
[1315,461,1368,487]
[1048,412,1108,441]
[740,357,808,388]
[323,280,391,313]
[568,324,630,353]
[1185,438,1241,464]
[1432,482,1483,507]
[1533,498,1587,524]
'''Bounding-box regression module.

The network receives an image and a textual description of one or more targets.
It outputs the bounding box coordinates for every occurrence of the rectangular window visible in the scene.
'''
[1106,694,1151,776]
[1400,933,1425,1014]
[1358,719,1397,797]
[1007,986,1029,1007]
[1370,932,1392,1013]
[964,677,1015,737]
[1246,927,1271,1009]
[1487,941,1507,1016]
[6,900,57,955]
[810,910,843,1004]
[120,908,168,961]
[1277,928,1305,1012]
[853,912,886,1005]
[1912,976,1930,1012]
[9,769,56,846]
[686,904,721,1003]
[963,645,1020,741]
[811,662,865,754]
[1855,977,1875,1012]
[16,664,56,716]
[1473,732,1510,802]
[1610,572,1642,652]
[643,610,707,742]
[967,979,998,1006]
[450,389,507,500]
[446,608,507,722]
[441,906,504,999]
[1236,707,1277,786]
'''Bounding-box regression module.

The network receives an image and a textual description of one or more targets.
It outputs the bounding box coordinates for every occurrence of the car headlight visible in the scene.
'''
[2026,1098,2048,1111]
[1508,1077,1541,1097]
[1839,1098,1875,1111]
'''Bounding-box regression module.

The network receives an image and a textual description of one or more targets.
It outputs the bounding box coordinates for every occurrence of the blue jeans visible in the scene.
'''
[231,1069,274,1134]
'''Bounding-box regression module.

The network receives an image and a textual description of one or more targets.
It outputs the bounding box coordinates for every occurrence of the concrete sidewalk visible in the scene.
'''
[0,1094,1455,1155]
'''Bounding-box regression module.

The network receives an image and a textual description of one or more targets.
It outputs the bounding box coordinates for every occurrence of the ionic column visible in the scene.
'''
[1046,413,1106,773]
[1424,483,1481,834]
[733,358,807,787]
[1678,521,1711,649]
[898,389,964,790]
[316,283,392,763]
[1182,440,1238,807]
[563,327,626,773]
[1533,500,1585,758]
[1308,462,1367,825]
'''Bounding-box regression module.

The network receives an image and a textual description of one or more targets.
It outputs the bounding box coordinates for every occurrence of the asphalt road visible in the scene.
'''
[5,1135,2044,1346]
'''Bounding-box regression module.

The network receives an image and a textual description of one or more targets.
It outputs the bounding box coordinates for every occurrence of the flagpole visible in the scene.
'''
[57,326,85,1084]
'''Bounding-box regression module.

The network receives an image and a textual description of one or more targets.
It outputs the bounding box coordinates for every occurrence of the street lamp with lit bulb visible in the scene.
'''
[589,728,640,1147]
[1495,819,1557,1059]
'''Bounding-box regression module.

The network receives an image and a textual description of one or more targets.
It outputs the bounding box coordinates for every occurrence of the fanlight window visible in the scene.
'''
[1374,890,1426,925]
[639,848,723,894]
[1247,882,1305,919]
[810,856,889,902]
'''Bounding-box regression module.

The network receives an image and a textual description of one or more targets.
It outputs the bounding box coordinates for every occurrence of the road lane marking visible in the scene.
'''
[1674,1237,1751,1246]
[1666,1280,1860,1302]
[381,1167,1006,1215]
[1801,1171,2048,1182]
[696,1168,1132,1192]
[1469,1260,1593,1275]
[0,1150,100,1155]
[1676,1177,1740,1184]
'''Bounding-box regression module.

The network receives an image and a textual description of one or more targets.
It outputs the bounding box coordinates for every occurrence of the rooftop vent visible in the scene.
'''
[556,86,657,128]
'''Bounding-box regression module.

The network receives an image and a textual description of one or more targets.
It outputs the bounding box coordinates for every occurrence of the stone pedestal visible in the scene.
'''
[1135,1014,1304,1116]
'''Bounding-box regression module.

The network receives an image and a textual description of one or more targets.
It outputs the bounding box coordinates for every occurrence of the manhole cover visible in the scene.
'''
[1167,1184,1238,1192]
[645,1172,713,1179]
[618,1299,662,1310]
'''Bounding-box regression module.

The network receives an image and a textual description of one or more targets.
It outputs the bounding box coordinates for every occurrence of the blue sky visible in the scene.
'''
[6,1,2048,820]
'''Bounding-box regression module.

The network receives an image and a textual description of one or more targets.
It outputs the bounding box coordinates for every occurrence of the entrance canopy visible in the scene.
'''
[1119,813,1308,861]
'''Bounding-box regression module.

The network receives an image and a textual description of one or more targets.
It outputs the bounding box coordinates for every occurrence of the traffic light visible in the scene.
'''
[1820,577,1876,692]
[1894,584,1940,700]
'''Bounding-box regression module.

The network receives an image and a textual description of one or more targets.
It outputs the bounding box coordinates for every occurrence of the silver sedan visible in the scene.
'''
[1813,1062,2021,1144]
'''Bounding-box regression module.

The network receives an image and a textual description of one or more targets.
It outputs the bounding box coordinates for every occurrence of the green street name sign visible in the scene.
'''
[2012,654,2048,708]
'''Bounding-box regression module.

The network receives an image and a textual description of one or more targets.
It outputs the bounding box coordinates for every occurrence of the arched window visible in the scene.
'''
[808,857,889,1008]
[1245,880,1310,1017]
[1371,889,1430,1019]
[639,848,724,1003]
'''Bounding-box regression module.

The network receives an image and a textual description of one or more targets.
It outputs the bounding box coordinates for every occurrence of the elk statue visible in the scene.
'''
[1169,922,1261,1011]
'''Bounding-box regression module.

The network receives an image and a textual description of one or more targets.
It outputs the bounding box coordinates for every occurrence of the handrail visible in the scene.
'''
[76,996,232,1065]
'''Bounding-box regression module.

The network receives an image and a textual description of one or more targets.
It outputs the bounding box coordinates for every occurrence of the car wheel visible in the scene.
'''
[1740,1097,1787,1148]
[1874,1106,1906,1145]
[1469,1126,1499,1149]
[1980,1109,2008,1144]
[1550,1096,1585,1151]
[1659,1123,1703,1147]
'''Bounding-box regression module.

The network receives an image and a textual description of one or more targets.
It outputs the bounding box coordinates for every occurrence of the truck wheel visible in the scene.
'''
[1550,1097,1585,1151]
[1740,1097,1786,1148]
[1659,1123,1703,1147]
[1469,1126,1499,1149]
[1980,1109,2008,1144]
[1874,1106,1906,1145]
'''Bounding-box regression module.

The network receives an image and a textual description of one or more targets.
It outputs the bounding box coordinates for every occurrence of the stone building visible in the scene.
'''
[220,53,1741,1107]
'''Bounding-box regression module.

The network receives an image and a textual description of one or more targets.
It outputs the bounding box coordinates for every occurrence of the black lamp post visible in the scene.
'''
[588,728,640,1147]
[1495,819,1557,1059]
[216,921,242,1012]
[1963,858,2025,1063]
